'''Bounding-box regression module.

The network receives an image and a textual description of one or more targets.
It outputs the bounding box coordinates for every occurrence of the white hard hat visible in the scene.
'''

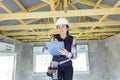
[56,17,69,26]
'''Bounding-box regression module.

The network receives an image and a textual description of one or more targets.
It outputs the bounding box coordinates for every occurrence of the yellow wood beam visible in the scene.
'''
[0,2,48,24]
[73,32,116,37]
[68,1,82,22]
[76,36,107,40]
[21,36,106,42]
[2,31,47,36]
[14,35,50,39]
[41,0,50,4]
[13,0,37,32]
[22,19,40,24]
[94,0,102,9]
[55,0,60,8]
[13,32,116,40]
[0,2,27,24]
[18,2,48,24]
[49,0,55,11]
[60,0,63,10]
[22,39,49,42]
[91,0,120,30]
[0,21,120,30]
[0,2,12,13]
[68,1,114,22]
[85,28,120,33]
[0,8,120,20]
[2,28,120,36]
[88,16,114,21]
[13,0,27,12]
[27,2,48,12]
[49,0,56,23]
[64,0,68,13]
[77,0,112,8]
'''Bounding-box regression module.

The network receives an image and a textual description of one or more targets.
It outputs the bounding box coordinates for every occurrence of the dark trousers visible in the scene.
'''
[58,64,73,80]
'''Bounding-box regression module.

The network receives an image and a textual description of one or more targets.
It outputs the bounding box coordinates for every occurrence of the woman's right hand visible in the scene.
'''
[53,35,58,42]
[54,38,58,42]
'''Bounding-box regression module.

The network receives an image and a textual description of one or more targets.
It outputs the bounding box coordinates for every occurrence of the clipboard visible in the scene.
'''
[45,42,64,55]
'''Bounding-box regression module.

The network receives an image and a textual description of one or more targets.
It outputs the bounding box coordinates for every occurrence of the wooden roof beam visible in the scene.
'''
[14,32,116,39]
[41,0,50,4]
[13,0,36,32]
[13,0,27,12]
[27,2,48,12]
[0,20,120,30]
[64,0,68,13]
[0,2,26,25]
[0,2,48,24]
[71,0,115,21]
[0,8,120,20]
[94,0,102,9]
[2,28,120,36]
[49,0,56,23]
[77,0,112,8]
[90,0,120,30]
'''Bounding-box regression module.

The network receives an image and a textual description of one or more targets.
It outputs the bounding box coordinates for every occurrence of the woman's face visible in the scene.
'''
[57,24,68,34]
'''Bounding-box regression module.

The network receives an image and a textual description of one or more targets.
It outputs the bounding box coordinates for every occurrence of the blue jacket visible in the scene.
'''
[52,34,73,66]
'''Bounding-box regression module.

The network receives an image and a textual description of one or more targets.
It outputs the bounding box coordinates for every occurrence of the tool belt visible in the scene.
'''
[47,59,71,80]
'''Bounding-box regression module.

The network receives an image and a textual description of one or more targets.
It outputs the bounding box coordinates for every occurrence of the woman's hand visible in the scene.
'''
[54,38,58,42]
[58,48,69,56]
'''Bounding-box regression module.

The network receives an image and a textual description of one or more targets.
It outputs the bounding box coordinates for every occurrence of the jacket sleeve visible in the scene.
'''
[67,38,77,59]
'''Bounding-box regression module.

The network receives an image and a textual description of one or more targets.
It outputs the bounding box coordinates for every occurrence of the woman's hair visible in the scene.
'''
[66,25,69,35]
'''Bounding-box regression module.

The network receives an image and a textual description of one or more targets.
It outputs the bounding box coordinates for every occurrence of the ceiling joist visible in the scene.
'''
[2,28,120,36]
[0,8,120,20]
[0,20,120,30]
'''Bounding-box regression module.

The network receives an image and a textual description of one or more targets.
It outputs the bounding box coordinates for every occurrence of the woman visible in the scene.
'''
[44,17,77,80]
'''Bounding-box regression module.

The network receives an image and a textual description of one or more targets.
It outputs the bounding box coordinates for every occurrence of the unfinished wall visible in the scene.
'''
[32,39,109,80]
[22,43,33,80]
[0,35,24,80]
[0,33,119,80]
[77,40,109,80]
[105,34,120,80]
[0,35,33,80]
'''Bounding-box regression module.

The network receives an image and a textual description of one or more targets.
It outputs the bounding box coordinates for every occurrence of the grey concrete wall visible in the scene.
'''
[22,43,33,80]
[105,34,120,80]
[77,40,109,80]
[0,35,33,80]
[0,35,24,80]
[32,40,109,80]
[1,33,119,80]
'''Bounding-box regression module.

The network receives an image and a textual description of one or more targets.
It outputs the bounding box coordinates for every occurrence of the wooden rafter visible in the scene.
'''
[64,0,68,12]
[90,0,120,30]
[0,21,120,30]
[13,0,36,32]
[0,2,26,24]
[41,0,50,4]
[94,0,102,9]
[74,0,116,21]
[49,0,56,23]
[27,2,48,12]
[0,2,48,24]
[76,0,112,8]
[13,32,116,40]
[13,0,27,12]
[0,8,120,20]
[2,28,120,36]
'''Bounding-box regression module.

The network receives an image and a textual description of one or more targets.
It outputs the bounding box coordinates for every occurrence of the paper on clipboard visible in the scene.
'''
[45,42,64,55]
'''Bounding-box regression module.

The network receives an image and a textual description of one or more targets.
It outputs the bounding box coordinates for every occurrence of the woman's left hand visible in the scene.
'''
[58,48,69,56]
